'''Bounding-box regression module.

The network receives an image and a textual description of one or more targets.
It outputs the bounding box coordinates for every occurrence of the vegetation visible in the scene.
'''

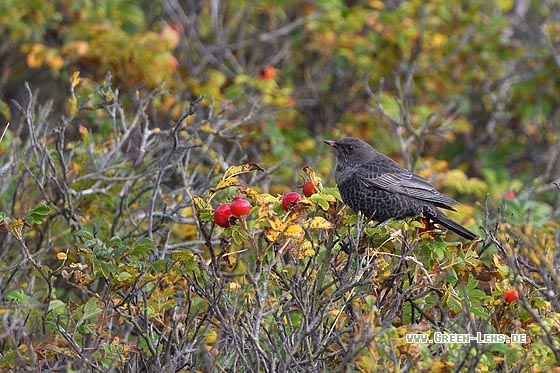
[0,0,559,371]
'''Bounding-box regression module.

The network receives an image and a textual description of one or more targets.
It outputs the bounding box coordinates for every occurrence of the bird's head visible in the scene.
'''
[324,137,376,166]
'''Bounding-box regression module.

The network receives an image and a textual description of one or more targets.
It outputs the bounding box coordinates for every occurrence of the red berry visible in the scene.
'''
[418,217,435,235]
[282,192,302,211]
[504,288,520,303]
[505,190,516,200]
[257,65,275,81]
[230,198,252,217]
[214,204,233,228]
[302,180,318,197]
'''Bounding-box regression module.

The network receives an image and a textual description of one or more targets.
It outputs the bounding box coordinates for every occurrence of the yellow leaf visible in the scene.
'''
[212,161,222,175]
[264,227,279,241]
[56,252,67,260]
[247,189,277,205]
[244,187,260,200]
[285,199,313,222]
[205,329,217,349]
[222,163,265,180]
[208,69,227,88]
[78,124,90,146]
[430,32,446,48]
[26,44,45,68]
[211,163,265,192]
[306,216,334,230]
[368,0,385,9]
[495,0,514,12]
[199,122,216,133]
[192,196,212,214]
[268,216,285,232]
[213,177,242,191]
[68,97,78,116]
[181,206,193,216]
[71,71,81,89]
[8,218,25,241]
[293,240,315,259]
[234,74,251,85]
[283,224,305,240]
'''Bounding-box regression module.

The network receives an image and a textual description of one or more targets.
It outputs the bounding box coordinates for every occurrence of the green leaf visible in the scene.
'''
[471,306,489,319]
[109,236,123,246]
[193,195,214,222]
[126,237,156,260]
[99,261,117,278]
[171,250,199,272]
[48,299,67,314]
[5,289,33,304]
[231,227,245,245]
[310,193,337,211]
[83,298,101,318]
[320,187,342,201]
[24,204,51,224]
[75,229,95,240]
[430,241,449,261]
[117,271,132,281]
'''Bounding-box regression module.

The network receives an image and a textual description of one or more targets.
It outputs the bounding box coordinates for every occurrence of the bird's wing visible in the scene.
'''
[357,164,459,209]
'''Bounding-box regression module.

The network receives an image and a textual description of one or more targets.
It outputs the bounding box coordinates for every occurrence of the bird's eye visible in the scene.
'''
[348,145,354,151]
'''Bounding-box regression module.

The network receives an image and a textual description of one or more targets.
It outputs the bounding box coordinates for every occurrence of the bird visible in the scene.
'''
[324,137,477,240]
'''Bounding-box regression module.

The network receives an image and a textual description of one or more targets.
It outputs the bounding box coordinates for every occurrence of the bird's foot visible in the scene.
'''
[374,218,393,229]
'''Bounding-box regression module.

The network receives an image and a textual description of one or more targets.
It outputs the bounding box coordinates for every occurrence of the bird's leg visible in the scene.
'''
[351,211,365,249]
[374,218,393,229]
[344,211,368,270]
[367,209,393,228]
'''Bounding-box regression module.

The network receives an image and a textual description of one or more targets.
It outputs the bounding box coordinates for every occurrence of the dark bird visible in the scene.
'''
[325,137,477,240]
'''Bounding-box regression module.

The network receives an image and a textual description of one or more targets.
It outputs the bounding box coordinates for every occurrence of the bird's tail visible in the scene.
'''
[428,210,477,240]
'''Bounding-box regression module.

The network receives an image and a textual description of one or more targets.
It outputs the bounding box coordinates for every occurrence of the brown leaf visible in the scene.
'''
[303,165,323,188]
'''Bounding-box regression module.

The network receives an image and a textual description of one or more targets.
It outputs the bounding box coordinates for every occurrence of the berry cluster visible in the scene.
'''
[214,198,252,228]
[213,180,319,228]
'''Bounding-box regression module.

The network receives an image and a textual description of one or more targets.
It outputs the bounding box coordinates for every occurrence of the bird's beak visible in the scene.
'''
[324,140,336,148]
